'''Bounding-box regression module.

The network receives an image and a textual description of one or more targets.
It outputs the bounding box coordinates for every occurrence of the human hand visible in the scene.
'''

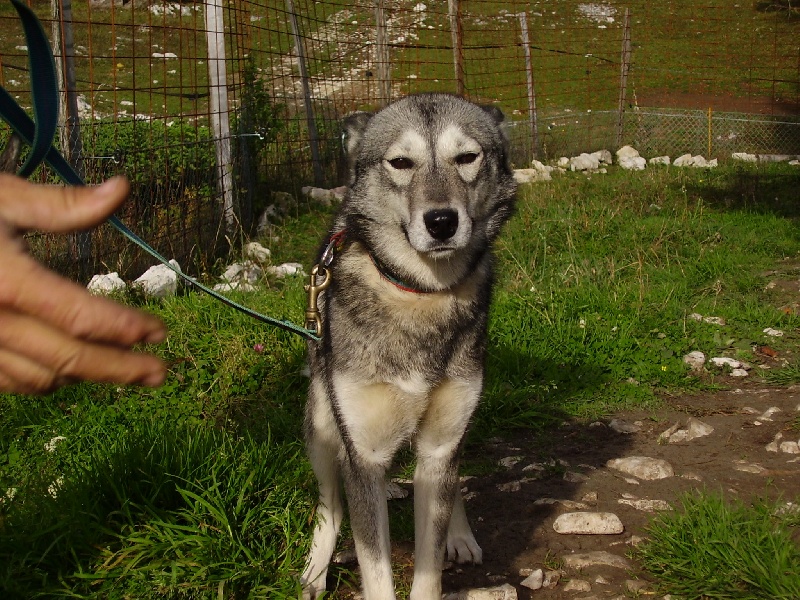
[0,174,167,394]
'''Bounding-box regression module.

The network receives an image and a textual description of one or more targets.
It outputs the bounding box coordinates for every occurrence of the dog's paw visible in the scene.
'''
[446,533,483,564]
[300,569,328,600]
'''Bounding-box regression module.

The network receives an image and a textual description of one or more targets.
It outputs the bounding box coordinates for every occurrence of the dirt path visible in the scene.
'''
[438,382,800,598]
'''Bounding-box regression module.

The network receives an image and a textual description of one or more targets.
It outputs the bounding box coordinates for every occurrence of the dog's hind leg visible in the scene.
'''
[301,383,345,599]
[410,377,482,600]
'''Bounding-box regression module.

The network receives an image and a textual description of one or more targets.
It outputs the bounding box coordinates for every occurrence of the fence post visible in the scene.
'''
[517,12,539,160]
[374,0,391,106]
[616,7,632,148]
[287,0,324,187]
[59,0,90,278]
[448,0,465,96]
[204,0,236,233]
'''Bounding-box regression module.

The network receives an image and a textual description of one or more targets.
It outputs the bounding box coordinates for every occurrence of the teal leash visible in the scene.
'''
[0,0,321,342]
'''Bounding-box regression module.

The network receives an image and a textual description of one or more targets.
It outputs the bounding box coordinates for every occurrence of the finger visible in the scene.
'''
[1,251,167,346]
[0,348,66,395]
[0,174,130,233]
[0,309,167,389]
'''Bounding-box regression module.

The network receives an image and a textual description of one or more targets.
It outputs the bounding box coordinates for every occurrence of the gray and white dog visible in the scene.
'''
[301,93,517,599]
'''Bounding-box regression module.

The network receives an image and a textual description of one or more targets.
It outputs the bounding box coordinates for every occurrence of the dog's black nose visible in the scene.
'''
[424,209,459,241]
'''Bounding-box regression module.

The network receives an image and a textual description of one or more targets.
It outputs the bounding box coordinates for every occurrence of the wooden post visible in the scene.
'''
[59,0,91,277]
[518,12,539,160]
[448,0,465,96]
[374,0,391,106]
[51,0,67,155]
[287,0,324,186]
[615,7,632,148]
[205,0,236,232]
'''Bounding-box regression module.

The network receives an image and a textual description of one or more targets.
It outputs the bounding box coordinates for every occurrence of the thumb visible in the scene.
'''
[0,174,130,233]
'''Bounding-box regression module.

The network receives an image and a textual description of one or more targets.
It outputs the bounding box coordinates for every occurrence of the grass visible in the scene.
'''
[2,161,800,597]
[637,492,800,599]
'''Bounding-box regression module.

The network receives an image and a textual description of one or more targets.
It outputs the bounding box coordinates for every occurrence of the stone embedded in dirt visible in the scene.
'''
[443,583,517,600]
[542,570,561,589]
[563,471,589,483]
[732,152,757,162]
[582,491,599,503]
[562,550,632,570]
[683,350,706,371]
[780,441,800,454]
[498,456,523,469]
[520,568,543,590]
[563,578,591,592]
[606,456,674,480]
[763,327,784,337]
[534,498,589,510]
[758,406,782,421]
[711,356,743,369]
[552,512,624,535]
[733,460,766,474]
[689,312,726,325]
[649,155,671,165]
[609,419,642,434]
[731,368,749,377]
[497,480,521,492]
[766,432,784,453]
[659,418,714,443]
[625,579,649,594]
[618,498,672,512]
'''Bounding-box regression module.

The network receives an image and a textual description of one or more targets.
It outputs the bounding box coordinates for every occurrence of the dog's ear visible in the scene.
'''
[341,111,373,184]
[479,104,505,125]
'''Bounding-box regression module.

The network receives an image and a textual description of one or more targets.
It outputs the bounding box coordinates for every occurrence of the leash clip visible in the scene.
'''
[304,264,331,337]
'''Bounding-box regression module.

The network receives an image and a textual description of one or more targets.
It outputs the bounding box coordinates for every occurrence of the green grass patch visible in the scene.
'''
[637,492,800,599]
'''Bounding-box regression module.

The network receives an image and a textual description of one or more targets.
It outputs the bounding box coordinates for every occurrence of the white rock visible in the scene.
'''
[649,155,671,165]
[87,272,126,295]
[711,356,742,369]
[542,570,561,589]
[763,327,784,337]
[591,149,613,165]
[689,312,726,325]
[673,153,694,167]
[619,155,646,170]
[520,569,543,590]
[731,368,749,377]
[569,152,600,171]
[534,498,589,510]
[499,456,523,468]
[563,471,589,483]
[615,145,640,160]
[212,281,256,293]
[758,406,781,421]
[766,432,783,452]
[267,262,305,278]
[733,460,765,474]
[552,512,624,535]
[618,498,672,512]
[563,579,591,593]
[732,152,757,162]
[244,241,270,263]
[685,417,714,440]
[443,583,517,600]
[531,158,555,173]
[562,550,632,570]
[513,168,551,183]
[557,156,570,168]
[412,3,427,12]
[497,480,521,492]
[133,260,181,298]
[780,441,800,454]
[683,350,706,371]
[607,456,674,480]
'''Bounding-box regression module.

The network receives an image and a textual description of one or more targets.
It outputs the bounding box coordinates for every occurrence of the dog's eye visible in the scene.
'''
[388,157,414,170]
[455,152,479,165]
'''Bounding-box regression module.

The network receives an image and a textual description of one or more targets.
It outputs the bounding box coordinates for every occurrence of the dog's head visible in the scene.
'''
[341,93,517,290]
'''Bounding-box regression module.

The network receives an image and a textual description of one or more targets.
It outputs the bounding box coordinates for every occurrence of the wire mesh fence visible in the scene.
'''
[1,0,798,280]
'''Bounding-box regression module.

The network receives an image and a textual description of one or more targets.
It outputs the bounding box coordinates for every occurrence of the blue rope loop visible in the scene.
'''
[0,0,320,342]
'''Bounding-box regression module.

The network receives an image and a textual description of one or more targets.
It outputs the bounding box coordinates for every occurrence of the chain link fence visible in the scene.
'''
[0,0,798,280]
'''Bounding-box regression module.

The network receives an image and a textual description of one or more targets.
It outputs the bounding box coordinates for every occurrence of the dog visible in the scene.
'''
[301,93,517,599]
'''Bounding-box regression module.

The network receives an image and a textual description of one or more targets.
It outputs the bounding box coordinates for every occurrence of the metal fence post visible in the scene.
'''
[616,7,632,149]
[375,0,391,107]
[518,12,539,160]
[287,0,324,187]
[448,0,465,96]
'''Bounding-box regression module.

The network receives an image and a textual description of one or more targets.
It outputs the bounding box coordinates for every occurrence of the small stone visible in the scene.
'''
[766,432,784,452]
[443,583,517,600]
[497,481,521,492]
[685,418,714,441]
[779,441,800,454]
[732,152,757,162]
[520,569,543,590]
[594,575,609,584]
[553,512,624,535]
[267,262,305,278]
[133,260,181,298]
[87,272,126,295]
[569,153,601,172]
[649,155,671,165]
[562,550,632,570]
[243,241,271,263]
[683,350,706,371]
[619,155,646,170]
[498,456,523,469]
[625,580,649,593]
[581,491,598,503]
[609,419,642,433]
[563,579,591,592]
[763,327,784,337]
[711,357,742,369]
[542,570,561,589]
[563,471,589,483]
[618,498,672,512]
[733,460,765,474]
[731,368,749,377]
[759,406,781,421]
[616,145,640,159]
[606,456,674,480]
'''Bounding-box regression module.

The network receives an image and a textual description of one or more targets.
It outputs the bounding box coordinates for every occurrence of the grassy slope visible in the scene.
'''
[1,162,800,596]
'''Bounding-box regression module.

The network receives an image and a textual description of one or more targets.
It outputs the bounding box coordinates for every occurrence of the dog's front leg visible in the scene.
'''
[342,455,395,599]
[410,377,482,600]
